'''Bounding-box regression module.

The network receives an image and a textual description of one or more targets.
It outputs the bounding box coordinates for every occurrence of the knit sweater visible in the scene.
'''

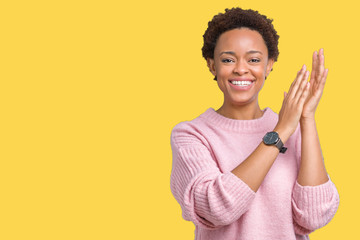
[170,107,339,240]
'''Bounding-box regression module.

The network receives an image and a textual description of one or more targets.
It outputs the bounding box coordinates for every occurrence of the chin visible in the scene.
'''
[229,95,255,105]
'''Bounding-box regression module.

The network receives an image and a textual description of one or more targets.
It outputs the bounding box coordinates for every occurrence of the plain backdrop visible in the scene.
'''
[0,0,358,239]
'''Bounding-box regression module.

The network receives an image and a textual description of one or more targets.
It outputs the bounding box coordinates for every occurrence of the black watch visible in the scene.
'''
[262,131,287,153]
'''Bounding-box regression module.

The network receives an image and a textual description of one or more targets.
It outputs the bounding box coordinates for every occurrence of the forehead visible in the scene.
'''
[214,28,268,56]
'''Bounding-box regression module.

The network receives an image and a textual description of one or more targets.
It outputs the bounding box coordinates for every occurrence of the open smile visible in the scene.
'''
[228,79,255,90]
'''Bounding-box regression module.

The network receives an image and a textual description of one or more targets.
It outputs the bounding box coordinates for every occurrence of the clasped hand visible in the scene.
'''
[302,48,328,120]
[277,48,328,135]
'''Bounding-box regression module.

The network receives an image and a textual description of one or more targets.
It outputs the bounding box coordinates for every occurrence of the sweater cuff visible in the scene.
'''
[292,178,334,208]
[191,170,256,228]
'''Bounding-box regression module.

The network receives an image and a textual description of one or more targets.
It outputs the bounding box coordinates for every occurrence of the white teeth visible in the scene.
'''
[231,81,252,86]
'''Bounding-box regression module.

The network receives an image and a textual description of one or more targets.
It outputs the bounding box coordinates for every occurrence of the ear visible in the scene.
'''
[265,58,275,78]
[207,58,216,77]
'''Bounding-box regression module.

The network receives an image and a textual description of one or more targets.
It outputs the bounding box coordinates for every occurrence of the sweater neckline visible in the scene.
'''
[200,107,278,133]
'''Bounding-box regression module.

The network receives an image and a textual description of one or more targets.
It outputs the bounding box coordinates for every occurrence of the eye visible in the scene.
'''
[221,59,234,63]
[249,58,260,63]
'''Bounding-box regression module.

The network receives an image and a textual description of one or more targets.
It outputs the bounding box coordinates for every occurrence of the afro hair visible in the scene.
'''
[202,8,279,62]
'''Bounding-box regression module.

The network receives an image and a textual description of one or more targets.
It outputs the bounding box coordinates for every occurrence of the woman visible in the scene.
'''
[170,8,339,240]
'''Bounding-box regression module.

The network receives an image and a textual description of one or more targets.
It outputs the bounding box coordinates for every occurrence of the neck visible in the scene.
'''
[216,101,263,120]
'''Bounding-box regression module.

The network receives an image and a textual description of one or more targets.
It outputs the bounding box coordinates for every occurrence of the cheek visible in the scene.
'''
[216,68,230,90]
[250,68,267,80]
[255,65,267,75]
[216,65,232,78]
[217,79,226,92]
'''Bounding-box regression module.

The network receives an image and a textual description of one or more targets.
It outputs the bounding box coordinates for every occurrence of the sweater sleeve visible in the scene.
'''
[170,123,256,230]
[292,178,340,235]
[291,126,340,235]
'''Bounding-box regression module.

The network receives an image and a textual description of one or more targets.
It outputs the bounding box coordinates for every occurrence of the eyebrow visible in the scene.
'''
[219,50,263,56]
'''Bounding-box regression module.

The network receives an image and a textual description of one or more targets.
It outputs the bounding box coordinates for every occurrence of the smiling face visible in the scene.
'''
[207,28,274,108]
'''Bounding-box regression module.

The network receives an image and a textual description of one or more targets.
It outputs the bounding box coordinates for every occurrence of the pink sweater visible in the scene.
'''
[170,107,339,240]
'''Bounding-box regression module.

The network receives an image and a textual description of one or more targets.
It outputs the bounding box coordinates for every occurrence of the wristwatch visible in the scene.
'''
[262,131,287,153]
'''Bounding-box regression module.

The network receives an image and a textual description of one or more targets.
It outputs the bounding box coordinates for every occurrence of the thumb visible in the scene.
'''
[282,91,288,104]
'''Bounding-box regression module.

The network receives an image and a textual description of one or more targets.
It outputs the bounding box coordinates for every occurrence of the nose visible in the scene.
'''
[233,60,249,75]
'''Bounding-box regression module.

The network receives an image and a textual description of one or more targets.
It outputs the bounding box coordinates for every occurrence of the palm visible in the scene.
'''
[302,49,328,119]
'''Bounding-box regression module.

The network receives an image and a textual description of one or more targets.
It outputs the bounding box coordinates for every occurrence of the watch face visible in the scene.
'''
[263,132,279,145]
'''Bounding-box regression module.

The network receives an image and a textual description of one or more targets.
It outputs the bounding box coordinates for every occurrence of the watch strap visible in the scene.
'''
[275,138,287,153]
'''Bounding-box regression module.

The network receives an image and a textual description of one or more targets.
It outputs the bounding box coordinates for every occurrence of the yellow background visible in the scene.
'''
[0,0,357,239]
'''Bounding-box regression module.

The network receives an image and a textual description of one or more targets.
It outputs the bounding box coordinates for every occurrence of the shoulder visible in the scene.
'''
[170,109,213,148]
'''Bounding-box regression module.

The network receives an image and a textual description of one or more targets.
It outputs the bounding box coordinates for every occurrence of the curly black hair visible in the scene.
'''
[202,8,279,62]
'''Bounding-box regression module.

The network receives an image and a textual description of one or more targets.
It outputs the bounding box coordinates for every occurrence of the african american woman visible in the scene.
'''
[170,8,339,240]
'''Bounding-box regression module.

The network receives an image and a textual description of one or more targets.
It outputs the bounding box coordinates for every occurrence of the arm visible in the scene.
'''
[232,65,310,191]
[297,118,328,186]
[297,48,329,186]
[170,126,255,230]
[230,127,290,191]
[292,49,340,234]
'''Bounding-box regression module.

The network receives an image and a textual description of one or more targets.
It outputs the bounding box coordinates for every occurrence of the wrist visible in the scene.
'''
[273,125,292,144]
[300,116,316,125]
[262,130,288,153]
[300,117,317,133]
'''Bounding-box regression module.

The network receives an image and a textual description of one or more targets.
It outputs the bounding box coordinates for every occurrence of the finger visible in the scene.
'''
[323,68,329,80]
[310,51,317,86]
[321,68,328,91]
[320,48,325,67]
[288,66,303,92]
[298,82,311,105]
[314,68,328,99]
[289,65,307,99]
[314,50,325,90]
[317,48,325,82]
[283,91,288,104]
[294,70,310,103]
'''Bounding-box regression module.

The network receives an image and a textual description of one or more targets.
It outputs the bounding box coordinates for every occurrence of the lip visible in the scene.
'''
[228,78,255,91]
